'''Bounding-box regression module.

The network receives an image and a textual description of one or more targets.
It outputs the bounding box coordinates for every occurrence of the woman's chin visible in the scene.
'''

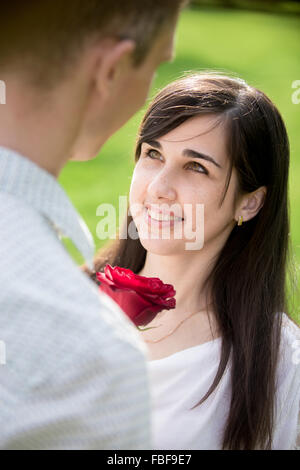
[139,237,186,256]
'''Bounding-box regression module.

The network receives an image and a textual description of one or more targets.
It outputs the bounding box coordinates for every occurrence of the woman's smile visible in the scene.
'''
[144,206,184,229]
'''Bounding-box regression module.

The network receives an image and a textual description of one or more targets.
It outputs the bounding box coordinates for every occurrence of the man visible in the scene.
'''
[0,1,185,449]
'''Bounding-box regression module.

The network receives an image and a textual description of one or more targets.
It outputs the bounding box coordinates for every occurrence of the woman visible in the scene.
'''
[91,73,300,450]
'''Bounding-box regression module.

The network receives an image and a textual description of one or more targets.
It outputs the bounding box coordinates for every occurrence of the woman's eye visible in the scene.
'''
[146,149,161,159]
[187,161,208,174]
[143,150,208,175]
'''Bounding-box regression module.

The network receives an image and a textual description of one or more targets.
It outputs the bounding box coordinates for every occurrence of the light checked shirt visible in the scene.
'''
[0,146,151,450]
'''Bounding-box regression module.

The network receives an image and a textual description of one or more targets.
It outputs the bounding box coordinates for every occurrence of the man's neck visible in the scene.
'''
[0,74,85,177]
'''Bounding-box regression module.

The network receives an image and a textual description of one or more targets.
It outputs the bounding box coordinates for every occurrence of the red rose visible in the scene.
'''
[96,264,176,327]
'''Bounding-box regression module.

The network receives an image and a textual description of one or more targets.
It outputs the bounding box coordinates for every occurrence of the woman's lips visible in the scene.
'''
[143,207,184,229]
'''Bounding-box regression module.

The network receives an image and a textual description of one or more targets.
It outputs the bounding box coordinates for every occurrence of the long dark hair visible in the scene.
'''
[90,72,299,449]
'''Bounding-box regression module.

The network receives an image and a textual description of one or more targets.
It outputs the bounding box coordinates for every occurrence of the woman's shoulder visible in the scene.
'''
[280,312,300,347]
[274,313,300,450]
[276,312,300,387]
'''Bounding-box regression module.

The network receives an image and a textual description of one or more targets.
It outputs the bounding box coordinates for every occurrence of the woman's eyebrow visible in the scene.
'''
[144,140,162,150]
[183,149,222,169]
[144,140,222,169]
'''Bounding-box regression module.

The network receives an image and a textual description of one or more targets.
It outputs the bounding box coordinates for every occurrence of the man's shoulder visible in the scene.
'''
[0,190,68,276]
[0,263,148,397]
[0,189,94,304]
[0,257,147,360]
[0,191,148,370]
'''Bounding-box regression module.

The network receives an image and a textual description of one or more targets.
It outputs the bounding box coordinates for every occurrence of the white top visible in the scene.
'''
[148,313,300,450]
[0,146,151,450]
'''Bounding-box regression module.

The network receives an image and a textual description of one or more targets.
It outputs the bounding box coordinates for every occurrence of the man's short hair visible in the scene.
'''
[0,0,186,88]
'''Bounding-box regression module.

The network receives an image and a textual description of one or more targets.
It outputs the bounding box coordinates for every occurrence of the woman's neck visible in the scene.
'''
[138,251,215,316]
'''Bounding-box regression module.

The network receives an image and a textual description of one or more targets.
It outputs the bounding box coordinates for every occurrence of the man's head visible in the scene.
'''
[0,0,186,170]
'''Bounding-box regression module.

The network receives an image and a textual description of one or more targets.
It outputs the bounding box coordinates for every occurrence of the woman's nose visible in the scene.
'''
[147,170,177,201]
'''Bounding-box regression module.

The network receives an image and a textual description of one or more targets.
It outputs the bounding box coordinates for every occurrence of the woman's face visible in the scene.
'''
[129,114,240,256]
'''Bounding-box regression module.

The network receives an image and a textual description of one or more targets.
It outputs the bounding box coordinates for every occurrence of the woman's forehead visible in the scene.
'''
[159,114,225,142]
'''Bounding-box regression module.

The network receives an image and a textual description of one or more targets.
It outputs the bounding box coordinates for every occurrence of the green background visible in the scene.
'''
[59,6,300,322]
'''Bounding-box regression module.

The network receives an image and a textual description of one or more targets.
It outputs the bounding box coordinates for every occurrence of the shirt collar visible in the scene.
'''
[0,146,95,270]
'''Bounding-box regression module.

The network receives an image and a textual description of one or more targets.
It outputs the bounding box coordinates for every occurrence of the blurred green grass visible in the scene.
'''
[59,6,300,322]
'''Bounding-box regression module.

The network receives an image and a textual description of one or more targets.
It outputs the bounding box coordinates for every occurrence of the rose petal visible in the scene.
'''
[97,264,176,327]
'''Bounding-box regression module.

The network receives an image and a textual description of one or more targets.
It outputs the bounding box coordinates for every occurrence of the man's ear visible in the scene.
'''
[92,39,136,100]
[235,186,267,223]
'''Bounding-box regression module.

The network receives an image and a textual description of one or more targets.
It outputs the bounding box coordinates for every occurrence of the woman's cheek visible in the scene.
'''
[129,168,149,222]
[133,164,155,193]
[129,165,143,200]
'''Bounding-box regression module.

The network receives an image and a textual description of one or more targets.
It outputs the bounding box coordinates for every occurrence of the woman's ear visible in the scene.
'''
[235,186,267,223]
